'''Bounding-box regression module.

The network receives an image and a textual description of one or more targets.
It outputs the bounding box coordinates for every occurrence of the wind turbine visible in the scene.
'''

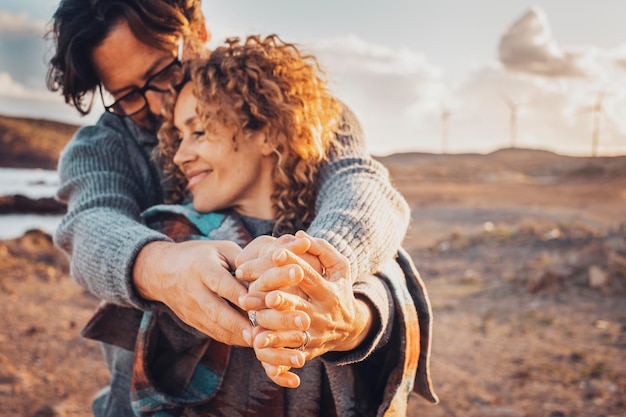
[440,107,452,154]
[588,92,605,158]
[500,93,524,148]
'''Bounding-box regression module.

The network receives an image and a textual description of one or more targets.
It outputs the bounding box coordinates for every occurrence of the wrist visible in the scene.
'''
[353,298,375,348]
[337,298,374,352]
[132,240,175,302]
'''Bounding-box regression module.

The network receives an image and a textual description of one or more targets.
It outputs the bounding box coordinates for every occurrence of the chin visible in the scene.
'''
[192,200,221,214]
[130,111,162,133]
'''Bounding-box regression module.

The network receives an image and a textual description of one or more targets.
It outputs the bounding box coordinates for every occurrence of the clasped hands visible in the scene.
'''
[137,231,372,389]
[235,231,372,388]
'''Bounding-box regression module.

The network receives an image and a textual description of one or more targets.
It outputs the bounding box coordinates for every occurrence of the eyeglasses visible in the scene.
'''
[99,40,183,117]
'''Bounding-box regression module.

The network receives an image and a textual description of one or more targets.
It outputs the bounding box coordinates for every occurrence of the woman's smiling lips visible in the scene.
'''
[185,169,211,190]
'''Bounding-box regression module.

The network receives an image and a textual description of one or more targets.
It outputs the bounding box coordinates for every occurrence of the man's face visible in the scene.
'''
[90,19,177,132]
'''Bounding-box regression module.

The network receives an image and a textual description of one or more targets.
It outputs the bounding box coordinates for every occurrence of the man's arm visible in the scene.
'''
[55,114,251,345]
[308,105,410,281]
[55,115,168,308]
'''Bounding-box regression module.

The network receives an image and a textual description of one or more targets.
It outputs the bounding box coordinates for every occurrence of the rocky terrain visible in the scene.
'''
[0,115,625,416]
[0,115,78,170]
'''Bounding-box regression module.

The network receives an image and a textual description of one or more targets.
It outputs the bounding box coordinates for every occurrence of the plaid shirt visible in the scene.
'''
[82,205,437,416]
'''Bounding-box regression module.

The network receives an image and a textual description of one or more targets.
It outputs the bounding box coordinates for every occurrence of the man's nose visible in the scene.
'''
[145,90,166,117]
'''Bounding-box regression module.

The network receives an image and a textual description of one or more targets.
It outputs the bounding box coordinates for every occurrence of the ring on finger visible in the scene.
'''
[297,330,311,351]
[248,310,259,327]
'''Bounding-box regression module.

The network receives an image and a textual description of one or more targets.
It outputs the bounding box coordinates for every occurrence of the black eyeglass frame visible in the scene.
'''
[99,39,184,117]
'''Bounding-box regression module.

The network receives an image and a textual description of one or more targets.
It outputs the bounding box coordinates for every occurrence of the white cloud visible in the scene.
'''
[498,7,593,78]
[432,60,626,156]
[0,11,45,34]
[312,35,441,77]
[303,35,447,154]
[0,74,100,126]
[0,72,53,100]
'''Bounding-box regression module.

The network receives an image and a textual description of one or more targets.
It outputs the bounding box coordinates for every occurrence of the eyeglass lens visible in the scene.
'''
[101,58,180,116]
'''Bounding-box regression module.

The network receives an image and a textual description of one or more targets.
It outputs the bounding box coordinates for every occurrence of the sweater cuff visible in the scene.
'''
[113,225,173,310]
[304,229,360,284]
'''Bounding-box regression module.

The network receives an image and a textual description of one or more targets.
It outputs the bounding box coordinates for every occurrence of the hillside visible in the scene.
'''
[0,115,78,170]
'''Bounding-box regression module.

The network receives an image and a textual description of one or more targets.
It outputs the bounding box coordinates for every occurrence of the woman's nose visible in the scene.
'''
[173,136,194,169]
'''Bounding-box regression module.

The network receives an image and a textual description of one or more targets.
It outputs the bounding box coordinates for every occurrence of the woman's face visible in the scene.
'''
[172,83,275,219]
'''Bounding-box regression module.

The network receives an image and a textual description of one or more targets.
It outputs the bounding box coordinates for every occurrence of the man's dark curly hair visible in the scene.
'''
[46,0,206,115]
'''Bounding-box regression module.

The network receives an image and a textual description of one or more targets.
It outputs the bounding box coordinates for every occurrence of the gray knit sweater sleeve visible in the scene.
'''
[308,105,410,281]
[54,114,169,309]
[55,105,408,313]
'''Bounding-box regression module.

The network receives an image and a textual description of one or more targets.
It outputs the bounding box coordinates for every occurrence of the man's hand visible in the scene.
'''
[133,240,252,346]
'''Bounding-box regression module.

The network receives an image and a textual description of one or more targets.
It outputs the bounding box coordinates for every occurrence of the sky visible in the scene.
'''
[1,1,626,156]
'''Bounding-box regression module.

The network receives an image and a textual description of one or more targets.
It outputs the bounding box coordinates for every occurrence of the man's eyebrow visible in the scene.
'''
[108,56,171,96]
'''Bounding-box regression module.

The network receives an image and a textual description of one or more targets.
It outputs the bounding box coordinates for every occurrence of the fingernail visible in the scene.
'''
[235,268,243,279]
[259,336,270,348]
[238,295,246,306]
[291,355,302,367]
[289,267,296,279]
[295,315,303,329]
[276,250,287,262]
[267,292,281,308]
[242,329,252,346]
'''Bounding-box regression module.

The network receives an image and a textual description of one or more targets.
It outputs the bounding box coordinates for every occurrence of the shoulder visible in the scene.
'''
[61,113,157,157]
[336,100,364,140]
[68,112,130,148]
[326,101,368,159]
[58,113,155,175]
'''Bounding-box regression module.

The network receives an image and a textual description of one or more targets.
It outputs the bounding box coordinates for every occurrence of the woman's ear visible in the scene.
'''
[260,133,274,156]
[248,129,274,156]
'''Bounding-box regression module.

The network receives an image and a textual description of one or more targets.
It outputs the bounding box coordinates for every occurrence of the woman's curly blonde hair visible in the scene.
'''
[158,35,341,235]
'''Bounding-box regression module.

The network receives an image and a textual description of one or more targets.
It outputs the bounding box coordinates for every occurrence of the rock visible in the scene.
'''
[0,194,66,215]
[528,270,564,294]
[588,265,608,289]
[32,405,58,417]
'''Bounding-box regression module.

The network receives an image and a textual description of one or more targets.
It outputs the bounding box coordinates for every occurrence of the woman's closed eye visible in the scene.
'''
[192,130,206,140]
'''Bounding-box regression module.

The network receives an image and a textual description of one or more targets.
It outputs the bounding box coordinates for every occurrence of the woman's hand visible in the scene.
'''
[237,231,373,387]
[251,233,373,355]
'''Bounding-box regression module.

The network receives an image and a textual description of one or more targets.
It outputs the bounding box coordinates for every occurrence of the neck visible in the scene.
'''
[233,164,275,220]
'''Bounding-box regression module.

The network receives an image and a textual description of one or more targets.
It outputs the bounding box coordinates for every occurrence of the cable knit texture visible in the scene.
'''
[54,107,410,307]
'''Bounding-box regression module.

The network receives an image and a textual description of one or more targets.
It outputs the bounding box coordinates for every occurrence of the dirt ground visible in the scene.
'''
[1,148,625,417]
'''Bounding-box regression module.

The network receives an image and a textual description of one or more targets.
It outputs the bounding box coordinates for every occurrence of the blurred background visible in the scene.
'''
[2,0,626,156]
[0,2,625,417]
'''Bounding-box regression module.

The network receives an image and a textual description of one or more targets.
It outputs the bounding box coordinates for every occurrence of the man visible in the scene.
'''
[46,0,415,414]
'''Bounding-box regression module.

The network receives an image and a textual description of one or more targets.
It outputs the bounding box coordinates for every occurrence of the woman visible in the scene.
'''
[156,29,376,385]
[117,35,435,416]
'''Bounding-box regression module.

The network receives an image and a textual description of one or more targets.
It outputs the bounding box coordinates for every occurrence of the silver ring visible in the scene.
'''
[297,330,311,351]
[248,310,258,327]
